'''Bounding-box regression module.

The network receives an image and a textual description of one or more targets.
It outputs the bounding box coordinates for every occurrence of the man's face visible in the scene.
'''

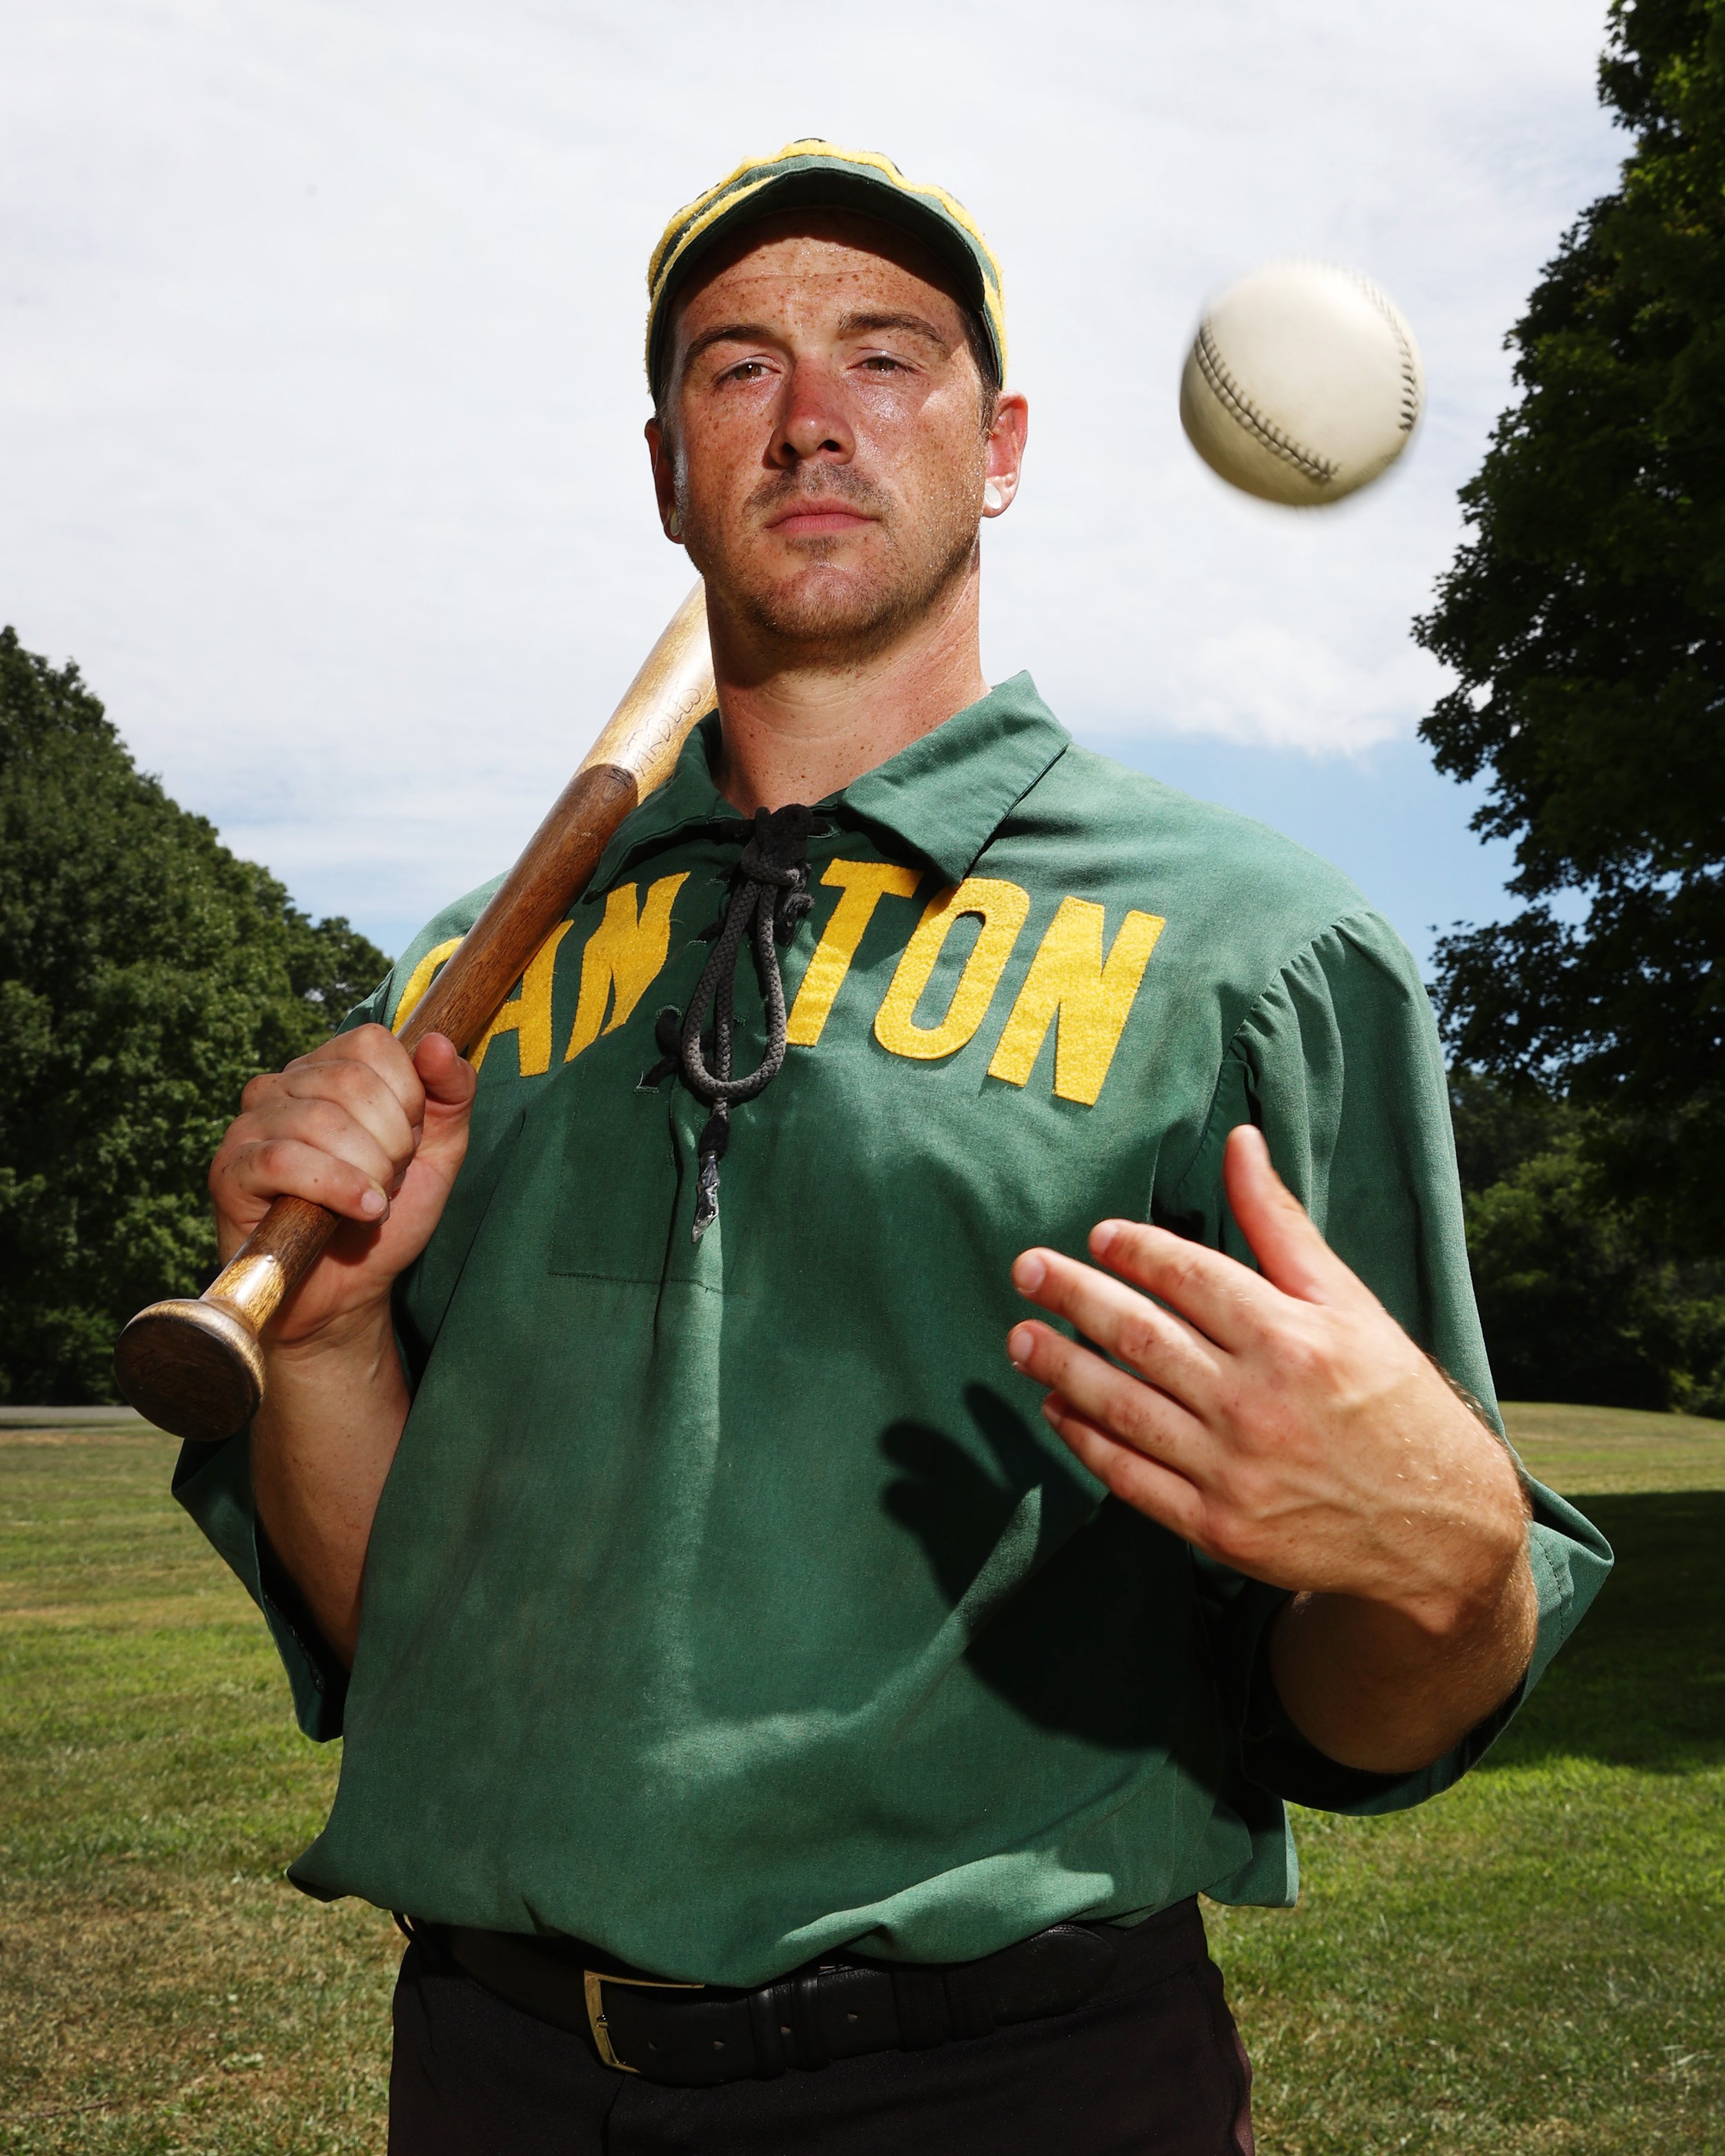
[647,211,1021,660]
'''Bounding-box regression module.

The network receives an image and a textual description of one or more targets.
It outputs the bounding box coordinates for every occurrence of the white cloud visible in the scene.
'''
[0,0,1622,947]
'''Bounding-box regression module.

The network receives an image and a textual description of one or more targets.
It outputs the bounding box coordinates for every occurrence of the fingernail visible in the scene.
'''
[1013,1252,1046,1294]
[1007,1325,1036,1367]
[359,1189,386,1218]
[1090,1220,1121,1258]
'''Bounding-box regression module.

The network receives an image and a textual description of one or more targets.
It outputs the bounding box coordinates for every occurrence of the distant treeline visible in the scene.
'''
[0,627,390,1404]
[1452,1069,1725,1418]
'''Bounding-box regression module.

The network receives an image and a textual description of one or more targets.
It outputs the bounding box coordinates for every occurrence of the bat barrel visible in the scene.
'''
[113,584,715,1442]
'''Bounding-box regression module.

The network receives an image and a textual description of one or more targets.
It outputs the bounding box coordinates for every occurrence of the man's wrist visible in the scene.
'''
[1268,1542,1538,1776]
[259,1300,407,1418]
[266,1300,397,1367]
[1392,1527,1530,1643]
[1371,1390,1535,1639]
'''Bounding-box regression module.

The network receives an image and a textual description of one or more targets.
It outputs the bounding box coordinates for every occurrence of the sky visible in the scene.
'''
[2,0,1624,968]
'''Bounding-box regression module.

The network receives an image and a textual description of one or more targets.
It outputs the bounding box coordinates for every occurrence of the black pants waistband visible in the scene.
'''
[406,1900,1207,2089]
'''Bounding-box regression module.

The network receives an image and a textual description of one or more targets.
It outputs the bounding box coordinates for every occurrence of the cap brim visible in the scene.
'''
[648,166,996,393]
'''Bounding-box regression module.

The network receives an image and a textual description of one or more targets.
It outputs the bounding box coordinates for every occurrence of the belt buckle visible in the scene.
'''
[584,1969,704,2073]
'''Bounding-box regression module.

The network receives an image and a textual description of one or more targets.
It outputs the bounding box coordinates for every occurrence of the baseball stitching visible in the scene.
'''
[1193,322,1337,487]
[1346,270,1422,434]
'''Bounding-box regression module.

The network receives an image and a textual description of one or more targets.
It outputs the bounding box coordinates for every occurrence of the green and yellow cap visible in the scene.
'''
[646,138,1007,397]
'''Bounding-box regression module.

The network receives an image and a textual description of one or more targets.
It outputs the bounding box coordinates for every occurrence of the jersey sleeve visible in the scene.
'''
[1172,910,1613,1816]
[172,1432,351,1740]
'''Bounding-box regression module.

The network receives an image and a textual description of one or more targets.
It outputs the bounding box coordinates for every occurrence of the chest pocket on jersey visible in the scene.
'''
[547,1045,687,1287]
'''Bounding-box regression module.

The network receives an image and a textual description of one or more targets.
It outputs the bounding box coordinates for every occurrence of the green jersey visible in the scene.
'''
[176,675,1609,1986]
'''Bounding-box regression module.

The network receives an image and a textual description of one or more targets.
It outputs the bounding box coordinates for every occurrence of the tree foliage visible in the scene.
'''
[1417,0,1725,1253]
[1450,1071,1725,1412]
[0,628,389,1403]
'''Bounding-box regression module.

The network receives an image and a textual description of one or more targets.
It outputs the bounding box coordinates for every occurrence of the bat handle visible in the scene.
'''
[113,1196,339,1443]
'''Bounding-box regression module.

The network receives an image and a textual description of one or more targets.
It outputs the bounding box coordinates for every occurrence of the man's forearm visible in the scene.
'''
[250,1307,412,1668]
[1266,1543,1539,1775]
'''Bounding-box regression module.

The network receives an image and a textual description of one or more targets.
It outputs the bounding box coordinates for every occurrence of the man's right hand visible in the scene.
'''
[209,1024,477,1349]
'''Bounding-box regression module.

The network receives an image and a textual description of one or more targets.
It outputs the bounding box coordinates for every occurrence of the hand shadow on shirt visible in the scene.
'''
[880,1383,1220,1765]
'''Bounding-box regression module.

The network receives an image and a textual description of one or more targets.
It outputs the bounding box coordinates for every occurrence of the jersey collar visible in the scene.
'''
[583,673,1069,901]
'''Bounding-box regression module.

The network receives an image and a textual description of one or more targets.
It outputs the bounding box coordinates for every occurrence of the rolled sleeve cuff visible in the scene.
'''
[172,1432,349,1741]
[1237,1478,1613,1816]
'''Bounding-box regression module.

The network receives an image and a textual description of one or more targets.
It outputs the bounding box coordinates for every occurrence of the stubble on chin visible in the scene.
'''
[689,479,982,665]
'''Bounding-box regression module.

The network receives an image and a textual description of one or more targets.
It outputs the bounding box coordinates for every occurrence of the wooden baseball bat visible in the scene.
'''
[114,582,716,1445]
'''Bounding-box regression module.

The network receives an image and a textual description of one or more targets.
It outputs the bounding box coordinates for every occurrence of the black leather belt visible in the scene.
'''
[406,1899,1203,2089]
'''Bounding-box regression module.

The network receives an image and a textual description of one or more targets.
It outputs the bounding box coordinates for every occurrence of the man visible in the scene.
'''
[179,141,1610,2154]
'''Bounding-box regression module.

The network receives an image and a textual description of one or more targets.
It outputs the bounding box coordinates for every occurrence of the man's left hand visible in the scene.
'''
[1007,1124,1537,1774]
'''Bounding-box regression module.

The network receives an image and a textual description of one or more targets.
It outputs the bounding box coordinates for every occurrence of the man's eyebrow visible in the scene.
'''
[682,321,781,369]
[681,310,956,371]
[837,310,954,351]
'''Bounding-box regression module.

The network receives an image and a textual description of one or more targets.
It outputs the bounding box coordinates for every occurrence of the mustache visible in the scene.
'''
[746,468,892,523]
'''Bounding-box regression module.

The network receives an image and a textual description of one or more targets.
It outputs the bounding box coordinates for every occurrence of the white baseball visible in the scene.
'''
[1179,261,1424,507]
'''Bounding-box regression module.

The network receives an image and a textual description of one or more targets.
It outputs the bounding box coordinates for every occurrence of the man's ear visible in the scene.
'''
[644,417,684,544]
[982,392,1030,517]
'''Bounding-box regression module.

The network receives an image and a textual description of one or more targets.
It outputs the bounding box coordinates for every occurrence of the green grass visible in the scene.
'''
[1504,1400,1725,1497]
[0,1428,392,2153]
[1,1405,1721,2152]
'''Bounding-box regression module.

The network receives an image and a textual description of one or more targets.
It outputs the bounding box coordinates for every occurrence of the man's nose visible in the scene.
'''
[770,358,854,468]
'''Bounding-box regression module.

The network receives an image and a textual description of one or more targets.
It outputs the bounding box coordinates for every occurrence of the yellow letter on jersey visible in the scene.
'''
[564,873,689,1062]
[987,898,1165,1105]
[874,878,1031,1060]
[391,937,462,1032]
[471,920,574,1076]
[787,860,923,1047]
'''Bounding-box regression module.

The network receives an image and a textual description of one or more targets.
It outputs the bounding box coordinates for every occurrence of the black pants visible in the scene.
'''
[388,1904,1255,2155]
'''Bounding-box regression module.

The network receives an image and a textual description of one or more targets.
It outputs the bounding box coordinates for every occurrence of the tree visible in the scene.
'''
[0,628,389,1403]
[1450,1071,1725,1412]
[1415,0,1725,1255]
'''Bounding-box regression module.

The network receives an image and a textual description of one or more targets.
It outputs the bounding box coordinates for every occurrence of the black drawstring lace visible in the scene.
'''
[649,804,824,1241]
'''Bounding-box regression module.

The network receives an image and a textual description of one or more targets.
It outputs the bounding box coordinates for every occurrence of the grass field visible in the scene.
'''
[1,1406,1721,2154]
